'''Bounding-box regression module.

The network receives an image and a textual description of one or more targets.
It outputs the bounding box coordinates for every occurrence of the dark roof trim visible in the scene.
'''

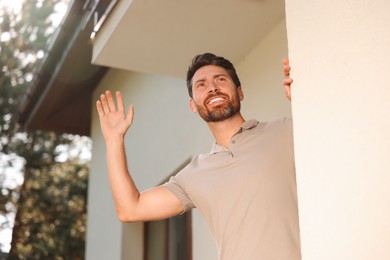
[17,0,84,120]
[15,0,116,136]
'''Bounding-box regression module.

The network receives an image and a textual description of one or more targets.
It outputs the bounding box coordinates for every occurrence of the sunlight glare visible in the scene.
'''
[0,0,22,14]
[51,2,68,26]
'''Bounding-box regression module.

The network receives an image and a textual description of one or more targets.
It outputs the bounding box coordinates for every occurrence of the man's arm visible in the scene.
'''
[96,90,184,222]
[283,58,292,101]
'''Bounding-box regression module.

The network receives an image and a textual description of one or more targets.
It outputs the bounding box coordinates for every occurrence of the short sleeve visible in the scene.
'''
[163,175,195,213]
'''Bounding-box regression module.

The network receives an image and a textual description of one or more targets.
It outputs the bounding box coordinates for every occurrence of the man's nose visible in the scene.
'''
[207,82,220,93]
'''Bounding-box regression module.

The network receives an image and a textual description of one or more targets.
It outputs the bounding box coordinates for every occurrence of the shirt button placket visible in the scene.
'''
[229,139,236,158]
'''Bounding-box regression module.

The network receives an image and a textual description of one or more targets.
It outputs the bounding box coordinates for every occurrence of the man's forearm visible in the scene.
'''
[96,91,184,222]
[105,137,140,221]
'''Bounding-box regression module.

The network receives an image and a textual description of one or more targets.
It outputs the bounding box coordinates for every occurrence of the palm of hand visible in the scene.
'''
[96,91,134,139]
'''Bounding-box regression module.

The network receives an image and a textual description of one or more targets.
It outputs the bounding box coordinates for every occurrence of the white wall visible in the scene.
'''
[285,0,390,259]
[87,18,290,260]
[237,18,291,121]
[86,112,123,260]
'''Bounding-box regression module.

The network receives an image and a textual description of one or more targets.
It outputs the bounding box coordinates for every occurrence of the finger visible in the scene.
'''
[283,58,290,75]
[127,104,134,125]
[284,78,293,86]
[105,90,116,112]
[100,93,110,114]
[284,85,291,101]
[96,100,105,117]
[116,91,125,112]
[284,65,291,76]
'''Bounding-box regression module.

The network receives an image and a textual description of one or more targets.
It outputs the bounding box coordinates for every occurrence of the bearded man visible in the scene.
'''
[96,53,300,260]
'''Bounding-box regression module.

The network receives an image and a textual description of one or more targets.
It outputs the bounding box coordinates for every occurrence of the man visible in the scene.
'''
[96,53,300,259]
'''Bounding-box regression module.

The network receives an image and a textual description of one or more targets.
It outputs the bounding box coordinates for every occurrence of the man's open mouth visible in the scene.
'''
[208,97,225,104]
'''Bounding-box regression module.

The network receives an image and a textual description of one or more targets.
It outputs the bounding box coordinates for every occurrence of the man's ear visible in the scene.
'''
[189,98,198,113]
[238,86,244,101]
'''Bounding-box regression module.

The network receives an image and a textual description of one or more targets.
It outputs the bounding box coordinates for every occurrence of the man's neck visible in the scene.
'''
[207,113,246,148]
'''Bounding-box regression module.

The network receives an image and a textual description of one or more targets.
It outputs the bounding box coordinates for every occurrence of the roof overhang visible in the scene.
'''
[92,0,286,78]
[16,0,286,136]
[16,0,108,136]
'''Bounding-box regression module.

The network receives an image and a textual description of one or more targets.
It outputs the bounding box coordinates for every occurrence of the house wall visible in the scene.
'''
[86,19,290,260]
[285,0,390,259]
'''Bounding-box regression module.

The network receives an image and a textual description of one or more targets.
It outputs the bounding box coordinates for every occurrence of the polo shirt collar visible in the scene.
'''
[240,119,259,131]
[209,119,259,154]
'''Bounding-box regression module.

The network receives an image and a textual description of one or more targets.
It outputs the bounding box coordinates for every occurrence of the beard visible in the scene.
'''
[195,92,241,122]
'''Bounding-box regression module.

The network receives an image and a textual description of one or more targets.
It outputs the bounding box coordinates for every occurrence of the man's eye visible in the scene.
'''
[217,77,226,82]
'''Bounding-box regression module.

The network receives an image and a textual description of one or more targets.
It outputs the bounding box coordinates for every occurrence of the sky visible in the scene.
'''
[0,0,70,253]
[0,0,68,27]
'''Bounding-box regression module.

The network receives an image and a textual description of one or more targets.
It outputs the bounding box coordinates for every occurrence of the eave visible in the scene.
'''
[92,0,286,78]
[16,0,108,136]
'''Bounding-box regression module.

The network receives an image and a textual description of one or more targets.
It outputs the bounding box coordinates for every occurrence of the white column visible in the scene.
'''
[285,0,390,259]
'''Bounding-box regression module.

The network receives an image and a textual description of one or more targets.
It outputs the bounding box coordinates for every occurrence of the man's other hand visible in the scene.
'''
[283,58,292,101]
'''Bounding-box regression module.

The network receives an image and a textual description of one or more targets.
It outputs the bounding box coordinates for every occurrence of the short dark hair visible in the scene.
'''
[186,53,241,98]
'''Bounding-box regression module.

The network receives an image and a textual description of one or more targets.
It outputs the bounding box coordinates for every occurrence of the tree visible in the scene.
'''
[9,158,89,260]
[0,0,89,258]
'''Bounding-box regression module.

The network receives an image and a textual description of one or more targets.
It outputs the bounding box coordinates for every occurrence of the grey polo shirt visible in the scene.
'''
[164,118,301,260]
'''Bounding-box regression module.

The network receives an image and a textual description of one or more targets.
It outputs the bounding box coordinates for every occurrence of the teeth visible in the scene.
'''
[209,97,224,104]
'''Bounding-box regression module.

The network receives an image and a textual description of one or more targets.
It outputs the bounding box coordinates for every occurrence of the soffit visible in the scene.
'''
[92,0,286,78]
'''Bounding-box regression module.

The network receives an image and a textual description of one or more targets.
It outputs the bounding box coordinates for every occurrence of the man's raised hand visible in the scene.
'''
[96,90,134,141]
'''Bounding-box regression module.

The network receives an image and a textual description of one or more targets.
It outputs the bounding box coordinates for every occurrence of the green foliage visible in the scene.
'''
[0,0,89,258]
[8,160,88,260]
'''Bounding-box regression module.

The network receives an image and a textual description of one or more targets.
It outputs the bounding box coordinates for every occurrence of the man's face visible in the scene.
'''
[189,65,243,122]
